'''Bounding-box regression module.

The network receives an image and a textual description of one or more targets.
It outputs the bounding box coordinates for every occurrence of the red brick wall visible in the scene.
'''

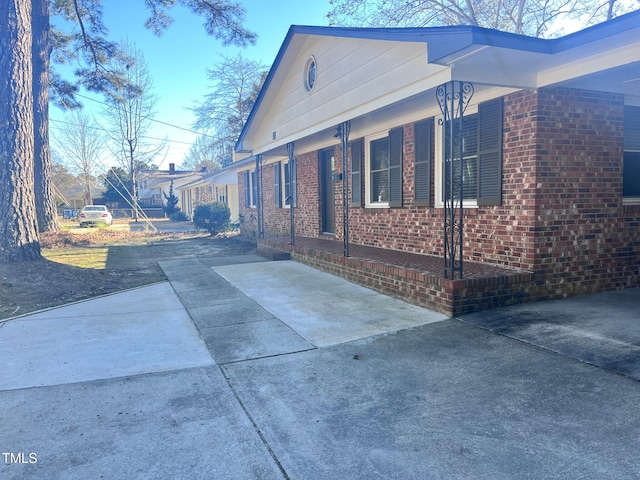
[295,150,322,238]
[527,88,639,296]
[237,171,257,239]
[240,86,639,299]
[261,162,291,238]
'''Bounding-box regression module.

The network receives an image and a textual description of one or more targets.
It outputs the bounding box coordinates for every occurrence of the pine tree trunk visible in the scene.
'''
[0,0,42,262]
[33,0,59,233]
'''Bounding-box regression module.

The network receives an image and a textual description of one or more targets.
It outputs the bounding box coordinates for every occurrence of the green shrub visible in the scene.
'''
[169,211,189,222]
[192,201,230,235]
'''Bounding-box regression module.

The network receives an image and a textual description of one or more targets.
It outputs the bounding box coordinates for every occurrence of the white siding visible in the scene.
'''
[247,36,448,154]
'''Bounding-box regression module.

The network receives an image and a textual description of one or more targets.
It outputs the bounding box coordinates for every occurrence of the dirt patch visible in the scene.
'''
[0,227,256,320]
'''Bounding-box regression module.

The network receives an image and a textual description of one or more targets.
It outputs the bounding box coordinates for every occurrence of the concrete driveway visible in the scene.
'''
[1,256,639,479]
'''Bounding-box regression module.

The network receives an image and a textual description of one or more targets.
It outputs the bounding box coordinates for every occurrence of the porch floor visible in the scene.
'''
[259,236,534,317]
[262,236,524,278]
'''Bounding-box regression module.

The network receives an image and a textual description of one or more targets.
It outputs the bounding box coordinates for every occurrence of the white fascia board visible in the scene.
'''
[537,41,640,88]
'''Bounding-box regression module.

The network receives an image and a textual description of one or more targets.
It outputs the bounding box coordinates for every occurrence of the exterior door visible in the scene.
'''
[320,149,335,234]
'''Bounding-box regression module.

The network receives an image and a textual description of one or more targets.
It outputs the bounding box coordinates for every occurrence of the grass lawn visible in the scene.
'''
[0,220,254,320]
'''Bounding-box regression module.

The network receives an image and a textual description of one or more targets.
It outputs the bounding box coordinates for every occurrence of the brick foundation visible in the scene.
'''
[259,237,533,317]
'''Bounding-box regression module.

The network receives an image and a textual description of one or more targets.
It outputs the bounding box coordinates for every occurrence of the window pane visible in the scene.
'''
[443,157,477,200]
[284,162,291,205]
[372,170,389,202]
[462,157,477,199]
[251,171,257,206]
[462,116,478,157]
[308,61,316,89]
[370,137,389,203]
[445,115,478,159]
[625,106,640,151]
[370,137,389,171]
[443,160,458,200]
[624,152,640,197]
[443,112,479,201]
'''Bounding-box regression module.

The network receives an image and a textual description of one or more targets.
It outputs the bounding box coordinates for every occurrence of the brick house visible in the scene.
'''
[227,12,640,316]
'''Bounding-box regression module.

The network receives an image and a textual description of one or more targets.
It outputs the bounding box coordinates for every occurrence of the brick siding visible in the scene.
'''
[239,86,639,310]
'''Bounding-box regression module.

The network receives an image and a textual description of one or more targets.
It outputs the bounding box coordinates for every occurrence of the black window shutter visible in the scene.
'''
[243,171,250,207]
[351,138,363,207]
[477,98,503,206]
[414,119,432,206]
[389,127,403,207]
[274,162,282,208]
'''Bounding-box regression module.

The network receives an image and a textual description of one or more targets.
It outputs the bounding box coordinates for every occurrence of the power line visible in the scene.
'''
[71,92,216,138]
[49,118,195,146]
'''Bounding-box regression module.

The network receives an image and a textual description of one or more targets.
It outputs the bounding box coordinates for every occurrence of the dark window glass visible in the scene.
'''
[624,106,640,197]
[370,137,389,203]
[284,162,291,206]
[444,114,478,201]
[623,152,640,197]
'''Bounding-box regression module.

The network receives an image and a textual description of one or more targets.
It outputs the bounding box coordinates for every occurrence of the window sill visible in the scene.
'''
[434,200,479,209]
[623,197,640,206]
[365,202,390,209]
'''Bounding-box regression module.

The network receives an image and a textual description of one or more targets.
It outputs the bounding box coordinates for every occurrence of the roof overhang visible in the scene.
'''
[235,10,640,157]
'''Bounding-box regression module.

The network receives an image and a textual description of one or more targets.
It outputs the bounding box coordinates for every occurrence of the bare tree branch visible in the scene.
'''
[327,0,635,37]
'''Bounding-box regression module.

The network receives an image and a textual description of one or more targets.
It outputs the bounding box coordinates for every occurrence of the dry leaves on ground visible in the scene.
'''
[0,230,255,320]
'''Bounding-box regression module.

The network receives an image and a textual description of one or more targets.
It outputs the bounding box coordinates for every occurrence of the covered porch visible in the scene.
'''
[258,236,534,317]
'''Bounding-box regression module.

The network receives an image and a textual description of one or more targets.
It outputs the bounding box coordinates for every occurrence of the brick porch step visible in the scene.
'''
[256,247,291,261]
[259,237,534,317]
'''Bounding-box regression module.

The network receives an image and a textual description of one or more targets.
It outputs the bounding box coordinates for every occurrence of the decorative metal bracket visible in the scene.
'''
[335,121,351,257]
[437,81,474,279]
[287,142,296,246]
[255,154,265,239]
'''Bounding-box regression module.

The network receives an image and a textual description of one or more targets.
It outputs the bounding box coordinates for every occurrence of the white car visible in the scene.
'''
[79,205,113,227]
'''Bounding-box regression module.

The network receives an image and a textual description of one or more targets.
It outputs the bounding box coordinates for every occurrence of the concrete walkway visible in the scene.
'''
[1,255,639,479]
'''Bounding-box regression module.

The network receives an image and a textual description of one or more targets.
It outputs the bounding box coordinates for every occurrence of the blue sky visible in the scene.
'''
[51,0,332,169]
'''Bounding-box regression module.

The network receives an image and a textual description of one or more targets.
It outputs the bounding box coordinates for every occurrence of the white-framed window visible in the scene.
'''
[369,134,390,205]
[624,105,640,205]
[435,108,479,207]
[284,160,293,207]
[215,185,227,204]
[243,170,257,208]
[363,127,403,208]
[274,162,282,208]
[274,160,295,208]
[434,98,503,207]
[303,56,317,92]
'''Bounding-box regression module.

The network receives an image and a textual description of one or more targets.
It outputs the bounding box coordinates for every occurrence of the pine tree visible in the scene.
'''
[0,0,256,263]
[163,181,180,217]
[0,0,41,262]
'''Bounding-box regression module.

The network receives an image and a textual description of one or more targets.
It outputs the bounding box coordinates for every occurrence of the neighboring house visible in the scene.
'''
[212,168,240,223]
[137,163,206,212]
[178,173,215,219]
[229,12,640,315]
[176,169,239,221]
